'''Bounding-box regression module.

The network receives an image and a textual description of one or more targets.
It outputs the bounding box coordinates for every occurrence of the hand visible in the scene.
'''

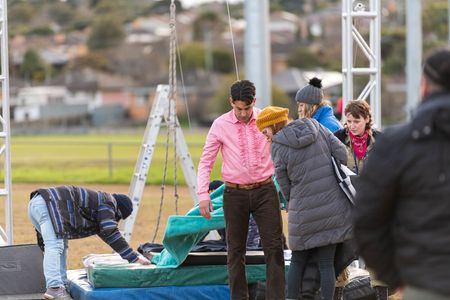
[136,256,151,265]
[199,199,213,220]
[393,286,404,299]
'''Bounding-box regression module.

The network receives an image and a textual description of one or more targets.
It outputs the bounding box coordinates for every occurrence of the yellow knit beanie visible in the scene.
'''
[256,106,289,132]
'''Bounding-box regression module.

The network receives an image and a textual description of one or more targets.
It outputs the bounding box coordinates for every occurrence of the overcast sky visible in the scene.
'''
[181,0,243,8]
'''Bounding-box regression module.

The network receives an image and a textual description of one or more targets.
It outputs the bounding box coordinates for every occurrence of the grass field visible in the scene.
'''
[10,131,223,184]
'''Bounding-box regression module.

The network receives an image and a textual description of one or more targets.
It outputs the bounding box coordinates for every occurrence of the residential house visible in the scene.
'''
[11,86,89,123]
[305,4,343,47]
[61,68,165,124]
[125,12,195,45]
[10,32,88,71]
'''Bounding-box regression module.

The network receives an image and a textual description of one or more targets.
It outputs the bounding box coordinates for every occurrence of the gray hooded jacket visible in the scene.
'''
[271,118,353,251]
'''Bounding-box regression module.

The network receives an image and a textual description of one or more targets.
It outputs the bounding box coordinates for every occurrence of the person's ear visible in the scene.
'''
[229,97,234,106]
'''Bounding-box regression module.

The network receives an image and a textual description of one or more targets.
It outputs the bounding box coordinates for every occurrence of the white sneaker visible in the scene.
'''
[44,287,73,300]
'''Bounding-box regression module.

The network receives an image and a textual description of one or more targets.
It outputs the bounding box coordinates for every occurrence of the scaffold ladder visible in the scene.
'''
[120,84,198,242]
[0,0,13,246]
[342,0,381,127]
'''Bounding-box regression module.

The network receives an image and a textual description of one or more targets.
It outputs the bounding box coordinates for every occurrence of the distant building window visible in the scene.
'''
[48,96,64,104]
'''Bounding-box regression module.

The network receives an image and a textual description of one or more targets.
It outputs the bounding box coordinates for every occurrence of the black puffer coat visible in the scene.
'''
[354,93,450,296]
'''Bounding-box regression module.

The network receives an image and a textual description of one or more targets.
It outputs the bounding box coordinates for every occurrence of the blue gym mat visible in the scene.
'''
[67,269,230,300]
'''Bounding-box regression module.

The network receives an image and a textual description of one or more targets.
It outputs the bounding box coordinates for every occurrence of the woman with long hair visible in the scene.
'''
[296,77,343,133]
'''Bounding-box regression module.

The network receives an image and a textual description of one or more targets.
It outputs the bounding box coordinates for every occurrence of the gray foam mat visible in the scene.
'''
[0,244,46,296]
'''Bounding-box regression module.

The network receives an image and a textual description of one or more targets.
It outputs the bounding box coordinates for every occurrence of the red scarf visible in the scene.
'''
[349,130,369,160]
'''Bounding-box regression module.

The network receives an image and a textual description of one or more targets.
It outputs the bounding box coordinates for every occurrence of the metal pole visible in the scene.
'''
[406,0,422,117]
[342,0,354,109]
[244,0,271,108]
[1,0,13,245]
[448,0,450,44]
[371,0,382,128]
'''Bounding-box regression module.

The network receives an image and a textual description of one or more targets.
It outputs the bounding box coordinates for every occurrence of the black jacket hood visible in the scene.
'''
[411,93,450,139]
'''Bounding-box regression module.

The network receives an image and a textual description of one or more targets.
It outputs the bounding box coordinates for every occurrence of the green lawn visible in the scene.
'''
[10,131,223,184]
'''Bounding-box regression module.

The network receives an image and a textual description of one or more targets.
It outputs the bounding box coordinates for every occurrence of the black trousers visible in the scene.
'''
[223,182,285,300]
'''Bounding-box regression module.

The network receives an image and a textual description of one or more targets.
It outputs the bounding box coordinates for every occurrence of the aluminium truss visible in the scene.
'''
[342,0,381,127]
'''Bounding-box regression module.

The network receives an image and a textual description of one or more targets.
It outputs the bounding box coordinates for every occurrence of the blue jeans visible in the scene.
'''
[287,244,337,300]
[28,194,68,289]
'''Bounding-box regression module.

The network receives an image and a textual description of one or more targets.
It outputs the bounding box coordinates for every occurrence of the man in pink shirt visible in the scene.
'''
[197,80,285,299]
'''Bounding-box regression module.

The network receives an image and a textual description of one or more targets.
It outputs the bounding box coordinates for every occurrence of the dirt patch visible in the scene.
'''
[0,183,195,269]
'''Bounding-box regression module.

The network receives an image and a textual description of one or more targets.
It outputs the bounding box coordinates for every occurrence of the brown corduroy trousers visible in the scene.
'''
[223,182,285,300]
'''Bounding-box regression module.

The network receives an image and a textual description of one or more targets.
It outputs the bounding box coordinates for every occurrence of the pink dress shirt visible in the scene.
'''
[197,108,274,202]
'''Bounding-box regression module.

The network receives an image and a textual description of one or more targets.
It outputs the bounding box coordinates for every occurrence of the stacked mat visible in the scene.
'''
[85,254,268,288]
[84,182,288,288]
[68,269,232,300]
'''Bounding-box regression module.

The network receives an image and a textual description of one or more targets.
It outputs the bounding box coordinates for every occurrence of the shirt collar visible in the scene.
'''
[228,108,257,124]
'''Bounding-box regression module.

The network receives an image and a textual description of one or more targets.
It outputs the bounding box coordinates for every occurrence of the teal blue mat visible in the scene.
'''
[87,263,267,288]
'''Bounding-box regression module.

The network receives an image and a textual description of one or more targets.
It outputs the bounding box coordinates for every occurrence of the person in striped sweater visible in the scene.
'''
[28,185,150,300]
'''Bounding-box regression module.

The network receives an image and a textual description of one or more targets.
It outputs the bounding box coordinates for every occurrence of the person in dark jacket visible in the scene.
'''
[296,77,343,133]
[354,48,450,300]
[28,186,150,300]
[256,106,353,300]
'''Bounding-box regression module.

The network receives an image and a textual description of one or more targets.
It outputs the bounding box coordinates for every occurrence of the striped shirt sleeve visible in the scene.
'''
[97,195,138,263]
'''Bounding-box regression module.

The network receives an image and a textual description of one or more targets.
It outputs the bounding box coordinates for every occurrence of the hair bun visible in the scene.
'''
[309,77,322,89]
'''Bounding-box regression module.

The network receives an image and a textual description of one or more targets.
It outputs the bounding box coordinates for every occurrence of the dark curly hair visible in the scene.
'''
[230,80,256,105]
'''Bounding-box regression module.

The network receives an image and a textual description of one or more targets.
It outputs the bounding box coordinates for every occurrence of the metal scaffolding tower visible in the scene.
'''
[342,0,381,127]
[0,0,13,245]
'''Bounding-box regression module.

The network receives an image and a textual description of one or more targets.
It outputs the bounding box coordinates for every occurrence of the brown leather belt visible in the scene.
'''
[225,177,273,190]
